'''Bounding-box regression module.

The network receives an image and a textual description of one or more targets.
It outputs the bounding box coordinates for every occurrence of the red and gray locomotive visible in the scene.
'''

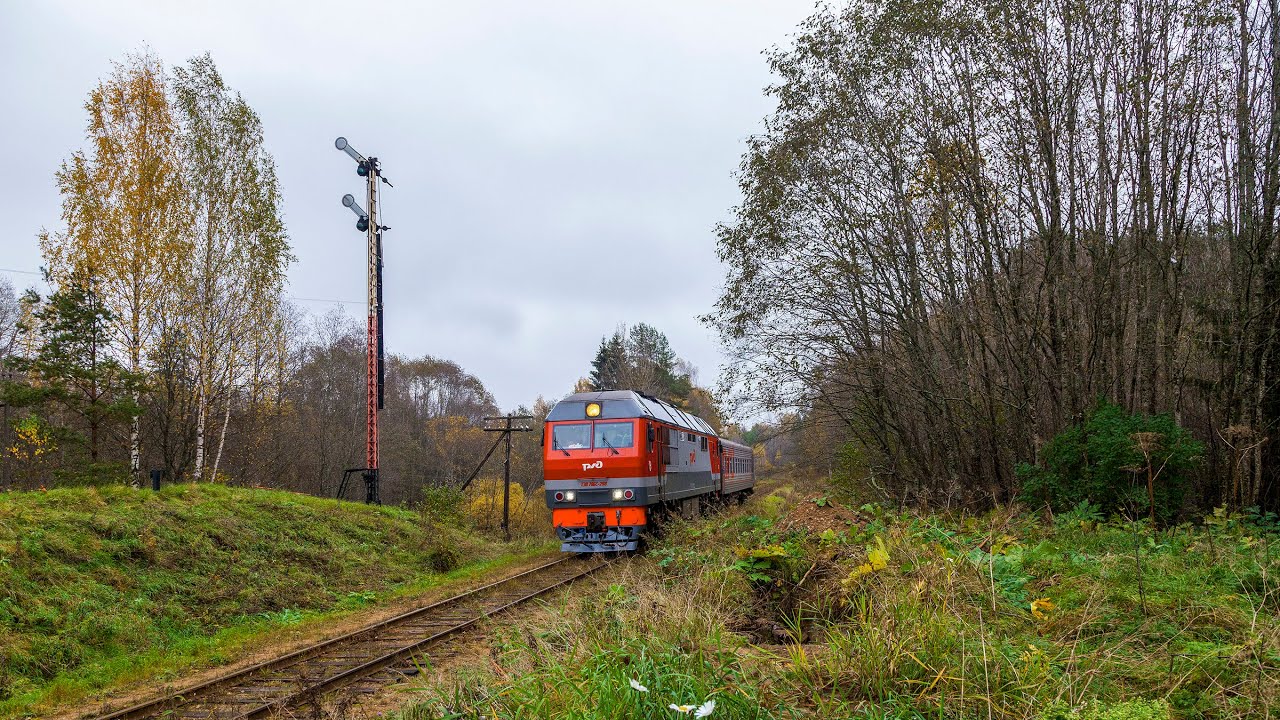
[542,390,755,552]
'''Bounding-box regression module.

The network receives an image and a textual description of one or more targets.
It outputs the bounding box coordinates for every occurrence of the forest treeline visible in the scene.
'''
[0,257,551,504]
[711,0,1280,512]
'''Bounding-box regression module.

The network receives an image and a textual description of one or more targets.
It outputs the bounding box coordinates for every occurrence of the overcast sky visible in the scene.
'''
[0,1,813,414]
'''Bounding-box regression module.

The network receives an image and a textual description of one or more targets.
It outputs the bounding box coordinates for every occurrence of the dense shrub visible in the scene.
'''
[1017,400,1202,521]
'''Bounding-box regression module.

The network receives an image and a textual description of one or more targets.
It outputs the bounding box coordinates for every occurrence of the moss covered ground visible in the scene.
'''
[0,482,552,717]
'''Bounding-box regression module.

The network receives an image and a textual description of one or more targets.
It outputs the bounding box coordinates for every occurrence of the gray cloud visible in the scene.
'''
[0,0,813,412]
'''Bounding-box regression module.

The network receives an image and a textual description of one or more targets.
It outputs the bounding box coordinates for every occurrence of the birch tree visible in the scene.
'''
[172,53,290,481]
[40,51,186,484]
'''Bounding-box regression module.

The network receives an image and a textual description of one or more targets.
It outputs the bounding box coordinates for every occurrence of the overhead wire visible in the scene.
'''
[0,265,360,306]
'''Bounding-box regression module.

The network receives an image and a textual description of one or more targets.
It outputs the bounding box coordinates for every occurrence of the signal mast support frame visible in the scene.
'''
[335,137,389,505]
[363,160,382,505]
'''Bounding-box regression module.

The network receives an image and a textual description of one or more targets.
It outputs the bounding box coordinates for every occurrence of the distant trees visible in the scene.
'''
[585,323,721,429]
[710,0,1280,511]
[588,323,692,401]
[274,310,500,504]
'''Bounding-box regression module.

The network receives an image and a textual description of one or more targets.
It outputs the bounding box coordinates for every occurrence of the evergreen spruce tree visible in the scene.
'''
[1,278,145,471]
[588,331,628,391]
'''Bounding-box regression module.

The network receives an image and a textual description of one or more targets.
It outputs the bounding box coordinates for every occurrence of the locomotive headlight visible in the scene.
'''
[564,490,576,502]
[585,402,601,418]
[612,488,624,501]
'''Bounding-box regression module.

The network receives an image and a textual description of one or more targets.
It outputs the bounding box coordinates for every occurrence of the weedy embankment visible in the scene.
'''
[395,477,1279,720]
[0,483,552,718]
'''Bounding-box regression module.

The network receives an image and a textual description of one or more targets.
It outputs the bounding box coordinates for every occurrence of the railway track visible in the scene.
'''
[86,555,605,720]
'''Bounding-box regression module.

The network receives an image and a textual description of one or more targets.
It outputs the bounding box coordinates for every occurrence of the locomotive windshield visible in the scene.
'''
[552,423,591,449]
[594,421,634,450]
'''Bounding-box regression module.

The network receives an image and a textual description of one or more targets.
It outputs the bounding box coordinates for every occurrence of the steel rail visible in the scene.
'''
[86,556,599,720]
[239,560,601,718]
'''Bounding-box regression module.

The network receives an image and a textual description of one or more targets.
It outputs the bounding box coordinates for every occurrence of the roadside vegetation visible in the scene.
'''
[0,482,554,718]
[398,477,1279,719]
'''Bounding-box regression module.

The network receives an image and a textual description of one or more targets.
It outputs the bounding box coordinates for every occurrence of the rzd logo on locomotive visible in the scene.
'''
[581,460,604,471]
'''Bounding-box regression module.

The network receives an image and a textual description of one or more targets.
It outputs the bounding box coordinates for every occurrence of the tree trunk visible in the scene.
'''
[212,393,231,483]
[130,341,141,487]
[212,345,235,482]
[194,386,206,481]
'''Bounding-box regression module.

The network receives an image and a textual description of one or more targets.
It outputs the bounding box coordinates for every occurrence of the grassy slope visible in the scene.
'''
[397,477,1279,720]
[0,483,552,717]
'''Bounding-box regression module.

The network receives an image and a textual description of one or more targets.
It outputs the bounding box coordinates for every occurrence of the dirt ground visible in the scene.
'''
[775,495,867,535]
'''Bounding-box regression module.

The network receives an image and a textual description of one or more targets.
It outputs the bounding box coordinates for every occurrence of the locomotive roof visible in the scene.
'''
[547,390,716,435]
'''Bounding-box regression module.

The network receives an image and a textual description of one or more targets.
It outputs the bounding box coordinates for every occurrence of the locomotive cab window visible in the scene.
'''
[594,421,634,450]
[552,423,591,450]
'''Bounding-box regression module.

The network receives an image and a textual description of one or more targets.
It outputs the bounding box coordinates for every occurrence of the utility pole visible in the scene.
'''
[464,415,534,540]
[335,137,391,505]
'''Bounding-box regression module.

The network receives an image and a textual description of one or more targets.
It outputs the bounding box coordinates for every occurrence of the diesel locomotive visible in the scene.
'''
[542,390,755,552]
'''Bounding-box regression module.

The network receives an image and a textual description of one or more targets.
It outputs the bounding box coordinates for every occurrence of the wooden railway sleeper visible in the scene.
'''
[84,557,599,720]
[233,560,603,720]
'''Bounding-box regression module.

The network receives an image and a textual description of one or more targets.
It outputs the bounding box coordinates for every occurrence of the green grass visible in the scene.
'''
[394,482,1279,719]
[0,482,554,717]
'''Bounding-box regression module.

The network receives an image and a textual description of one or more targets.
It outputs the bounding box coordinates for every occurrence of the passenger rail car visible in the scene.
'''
[543,390,755,552]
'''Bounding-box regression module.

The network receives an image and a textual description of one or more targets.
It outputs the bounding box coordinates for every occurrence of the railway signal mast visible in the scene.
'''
[335,137,391,504]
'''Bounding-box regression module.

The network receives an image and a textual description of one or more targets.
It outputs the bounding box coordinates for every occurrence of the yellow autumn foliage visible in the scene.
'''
[464,477,552,537]
[8,416,55,461]
[1031,597,1056,621]
[842,535,889,590]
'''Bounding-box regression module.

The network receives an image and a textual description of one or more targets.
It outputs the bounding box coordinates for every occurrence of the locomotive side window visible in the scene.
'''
[552,423,591,450]
[700,436,707,451]
[594,422,634,450]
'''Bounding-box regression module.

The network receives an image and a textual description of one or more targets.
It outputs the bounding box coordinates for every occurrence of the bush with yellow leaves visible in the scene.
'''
[462,477,551,538]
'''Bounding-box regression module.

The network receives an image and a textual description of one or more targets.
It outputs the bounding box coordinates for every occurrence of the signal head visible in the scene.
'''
[334,136,367,164]
[341,193,369,223]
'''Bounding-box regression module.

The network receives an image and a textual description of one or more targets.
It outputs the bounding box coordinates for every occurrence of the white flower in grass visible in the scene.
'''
[670,700,715,715]
[629,679,649,693]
